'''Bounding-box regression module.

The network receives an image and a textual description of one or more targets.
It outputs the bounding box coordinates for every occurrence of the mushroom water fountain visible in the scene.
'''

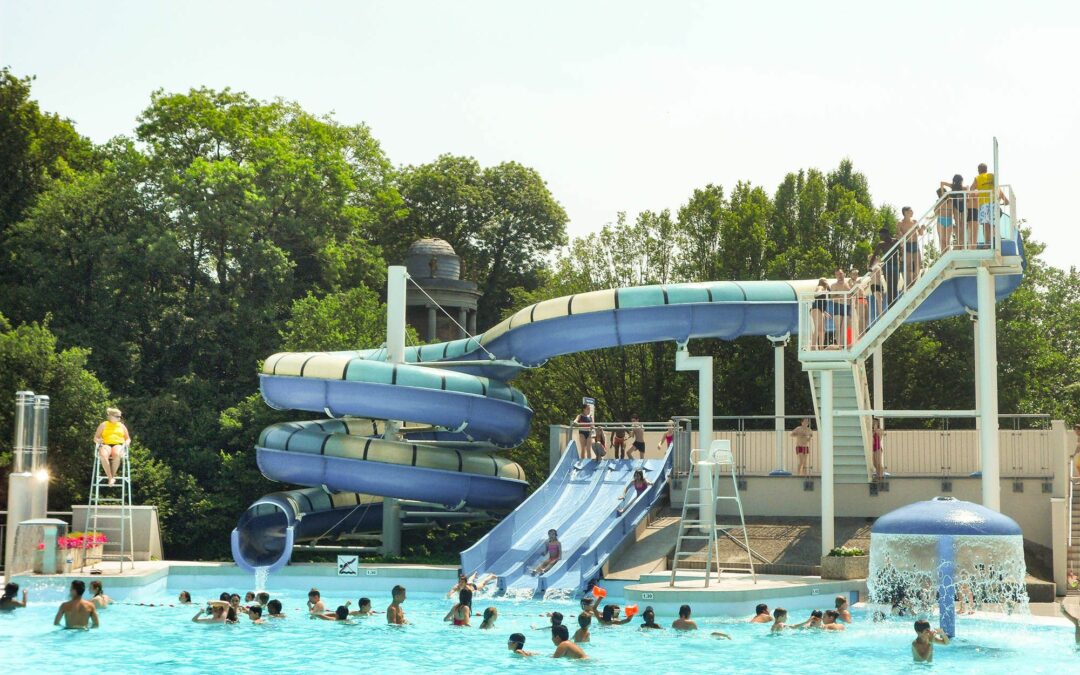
[867,497,1028,637]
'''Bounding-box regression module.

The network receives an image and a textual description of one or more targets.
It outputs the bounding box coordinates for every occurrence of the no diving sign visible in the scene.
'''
[337,554,358,576]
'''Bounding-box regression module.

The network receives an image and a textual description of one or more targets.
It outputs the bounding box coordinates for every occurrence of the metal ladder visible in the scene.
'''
[87,444,135,572]
[669,440,755,587]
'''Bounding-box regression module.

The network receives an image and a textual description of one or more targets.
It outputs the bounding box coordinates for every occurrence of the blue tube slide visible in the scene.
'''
[233,231,1024,574]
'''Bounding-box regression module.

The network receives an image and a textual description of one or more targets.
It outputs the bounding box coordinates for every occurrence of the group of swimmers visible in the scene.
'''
[1,580,111,628]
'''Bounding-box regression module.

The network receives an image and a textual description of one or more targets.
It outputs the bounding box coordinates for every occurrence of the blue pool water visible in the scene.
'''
[0,587,1075,673]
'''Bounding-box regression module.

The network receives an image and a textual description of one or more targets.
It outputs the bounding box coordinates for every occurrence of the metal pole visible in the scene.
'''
[769,336,791,475]
[976,266,1000,510]
[5,391,35,582]
[820,369,835,556]
[29,395,49,520]
[12,391,34,474]
[382,266,407,557]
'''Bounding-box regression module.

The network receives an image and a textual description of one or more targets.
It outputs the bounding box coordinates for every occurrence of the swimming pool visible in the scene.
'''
[1,587,1075,673]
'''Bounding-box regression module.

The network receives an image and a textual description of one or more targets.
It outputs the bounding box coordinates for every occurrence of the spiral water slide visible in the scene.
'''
[232,232,1024,579]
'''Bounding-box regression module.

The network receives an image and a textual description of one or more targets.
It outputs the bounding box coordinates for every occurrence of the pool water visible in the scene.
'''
[0,587,1076,674]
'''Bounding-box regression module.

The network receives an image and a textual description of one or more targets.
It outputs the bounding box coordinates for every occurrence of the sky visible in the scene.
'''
[2,0,1077,270]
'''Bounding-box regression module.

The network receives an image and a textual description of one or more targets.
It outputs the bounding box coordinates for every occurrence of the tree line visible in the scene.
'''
[0,67,1076,560]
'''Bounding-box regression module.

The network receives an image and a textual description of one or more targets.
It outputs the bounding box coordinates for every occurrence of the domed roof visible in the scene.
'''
[406,238,461,280]
[407,238,457,257]
[871,497,1022,536]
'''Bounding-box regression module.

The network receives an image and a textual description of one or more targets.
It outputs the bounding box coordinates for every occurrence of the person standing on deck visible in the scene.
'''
[630,415,646,459]
[896,207,921,285]
[791,418,813,477]
[93,407,130,486]
[573,404,593,461]
[970,163,1009,249]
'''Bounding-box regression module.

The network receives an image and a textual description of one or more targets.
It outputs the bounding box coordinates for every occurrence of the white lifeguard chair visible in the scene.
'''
[87,443,135,572]
[669,439,756,587]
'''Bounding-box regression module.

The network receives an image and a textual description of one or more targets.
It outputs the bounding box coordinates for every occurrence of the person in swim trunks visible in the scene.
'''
[55,580,99,629]
[611,424,629,460]
[896,206,921,286]
[871,418,885,481]
[791,418,813,477]
[810,278,832,350]
[530,529,561,576]
[630,415,646,459]
[970,163,1009,249]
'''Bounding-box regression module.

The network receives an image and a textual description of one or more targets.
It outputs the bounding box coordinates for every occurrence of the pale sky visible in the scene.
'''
[2,0,1077,270]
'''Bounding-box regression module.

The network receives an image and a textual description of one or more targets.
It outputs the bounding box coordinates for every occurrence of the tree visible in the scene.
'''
[385,155,568,328]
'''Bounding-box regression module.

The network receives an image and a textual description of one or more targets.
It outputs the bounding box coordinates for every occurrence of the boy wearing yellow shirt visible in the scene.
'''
[93,407,130,486]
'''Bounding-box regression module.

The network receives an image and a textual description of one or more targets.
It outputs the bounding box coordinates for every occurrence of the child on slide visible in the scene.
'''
[616,469,652,515]
[530,530,561,576]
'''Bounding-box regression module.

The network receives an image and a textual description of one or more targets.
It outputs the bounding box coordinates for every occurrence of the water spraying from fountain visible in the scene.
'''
[867,497,1028,637]
[254,566,270,592]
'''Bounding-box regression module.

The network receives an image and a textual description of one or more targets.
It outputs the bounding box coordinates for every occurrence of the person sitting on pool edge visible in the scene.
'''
[672,604,697,630]
[508,632,534,656]
[0,582,28,610]
[750,603,772,623]
[551,624,588,659]
[911,619,949,662]
[834,595,852,622]
[55,580,99,630]
[530,529,561,576]
[387,585,407,625]
[639,606,663,630]
[93,407,130,486]
[573,612,591,642]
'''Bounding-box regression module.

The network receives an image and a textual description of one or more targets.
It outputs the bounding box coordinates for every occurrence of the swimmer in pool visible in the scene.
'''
[911,619,950,662]
[89,580,111,609]
[177,590,192,605]
[573,612,591,643]
[750,603,772,623]
[479,606,498,629]
[387,585,407,625]
[508,632,535,656]
[551,624,588,659]
[530,529,561,576]
[307,588,326,615]
[192,601,229,624]
[444,588,473,627]
[247,605,267,624]
[672,604,697,630]
[597,604,633,626]
[266,599,286,618]
[349,597,376,616]
[54,580,99,630]
[834,595,852,623]
[0,583,27,610]
[317,605,354,623]
[639,606,663,630]
[770,607,789,632]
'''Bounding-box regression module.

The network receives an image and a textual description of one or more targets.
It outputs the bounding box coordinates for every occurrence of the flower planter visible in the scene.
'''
[820,554,869,580]
[83,544,104,569]
[61,548,85,574]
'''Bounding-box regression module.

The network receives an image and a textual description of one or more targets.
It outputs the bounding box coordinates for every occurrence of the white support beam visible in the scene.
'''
[820,369,835,556]
[675,344,713,452]
[872,345,883,427]
[976,265,1001,511]
[382,265,408,556]
[768,335,791,475]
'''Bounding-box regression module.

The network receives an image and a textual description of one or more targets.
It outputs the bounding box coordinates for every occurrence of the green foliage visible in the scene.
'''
[377,155,569,327]
[0,314,111,507]
[828,546,866,557]
[281,286,417,352]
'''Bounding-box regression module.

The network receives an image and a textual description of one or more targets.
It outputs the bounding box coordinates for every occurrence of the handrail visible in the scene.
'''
[799,185,1015,355]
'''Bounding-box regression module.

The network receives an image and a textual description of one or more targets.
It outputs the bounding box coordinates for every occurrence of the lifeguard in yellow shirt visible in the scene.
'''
[93,407,130,486]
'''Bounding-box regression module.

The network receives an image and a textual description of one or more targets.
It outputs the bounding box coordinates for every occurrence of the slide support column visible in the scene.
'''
[820,369,835,556]
[382,265,408,556]
[675,344,713,453]
[872,345,883,426]
[768,334,791,475]
[976,266,1000,510]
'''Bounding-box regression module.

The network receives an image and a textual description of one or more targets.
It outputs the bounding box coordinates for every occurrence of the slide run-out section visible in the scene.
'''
[233,233,1024,582]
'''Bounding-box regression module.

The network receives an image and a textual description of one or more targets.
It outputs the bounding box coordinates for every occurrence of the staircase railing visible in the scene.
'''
[797,185,1014,356]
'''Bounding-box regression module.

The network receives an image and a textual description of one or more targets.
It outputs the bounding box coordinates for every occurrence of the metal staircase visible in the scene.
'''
[87,444,135,572]
[1069,482,1080,595]
[669,440,755,587]
[808,364,873,483]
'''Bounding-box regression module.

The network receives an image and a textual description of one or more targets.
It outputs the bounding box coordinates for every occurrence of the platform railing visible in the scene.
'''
[798,186,1014,356]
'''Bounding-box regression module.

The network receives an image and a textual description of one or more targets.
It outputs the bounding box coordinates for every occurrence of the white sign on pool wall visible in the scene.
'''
[337,555,358,576]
